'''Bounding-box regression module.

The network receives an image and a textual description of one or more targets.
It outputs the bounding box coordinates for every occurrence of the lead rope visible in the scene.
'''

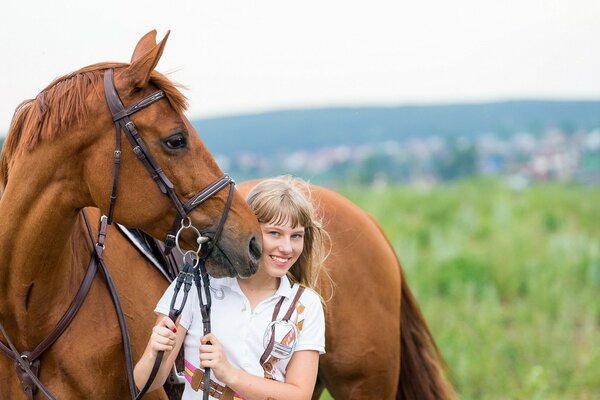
[135,259,195,399]
[194,258,212,400]
[136,220,214,400]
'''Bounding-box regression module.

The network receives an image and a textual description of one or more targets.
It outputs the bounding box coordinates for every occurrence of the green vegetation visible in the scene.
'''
[322,179,599,399]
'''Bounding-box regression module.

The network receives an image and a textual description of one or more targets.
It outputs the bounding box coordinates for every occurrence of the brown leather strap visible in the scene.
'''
[0,235,100,363]
[283,286,305,321]
[259,286,306,372]
[14,353,40,400]
[191,369,235,400]
[0,219,103,400]
[0,322,56,400]
[29,249,100,361]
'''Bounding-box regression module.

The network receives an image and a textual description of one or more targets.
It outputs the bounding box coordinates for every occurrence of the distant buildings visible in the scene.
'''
[215,128,600,186]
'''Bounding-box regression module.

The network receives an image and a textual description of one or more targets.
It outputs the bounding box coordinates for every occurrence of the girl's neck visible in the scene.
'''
[237,268,279,292]
[236,269,280,310]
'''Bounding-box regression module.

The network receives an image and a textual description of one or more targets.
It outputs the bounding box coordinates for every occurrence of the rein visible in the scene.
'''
[0,68,231,400]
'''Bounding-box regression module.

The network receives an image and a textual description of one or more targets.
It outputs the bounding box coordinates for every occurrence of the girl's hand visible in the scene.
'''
[149,316,178,356]
[199,333,235,384]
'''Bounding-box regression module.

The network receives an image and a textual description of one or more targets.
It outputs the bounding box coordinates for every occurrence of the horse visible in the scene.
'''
[0,31,263,400]
[0,30,456,399]
[238,181,457,400]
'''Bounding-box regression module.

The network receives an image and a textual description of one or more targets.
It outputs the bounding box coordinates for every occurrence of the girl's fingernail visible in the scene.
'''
[172,327,177,333]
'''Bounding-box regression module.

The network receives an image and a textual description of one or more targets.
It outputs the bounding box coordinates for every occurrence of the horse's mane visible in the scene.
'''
[0,62,188,189]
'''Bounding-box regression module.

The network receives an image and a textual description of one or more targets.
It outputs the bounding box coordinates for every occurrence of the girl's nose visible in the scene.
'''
[278,237,293,253]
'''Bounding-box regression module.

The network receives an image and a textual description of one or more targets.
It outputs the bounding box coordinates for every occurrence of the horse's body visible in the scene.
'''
[238,182,456,400]
[0,31,455,400]
[0,31,261,399]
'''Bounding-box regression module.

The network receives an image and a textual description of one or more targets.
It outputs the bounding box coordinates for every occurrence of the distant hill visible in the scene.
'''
[192,100,600,156]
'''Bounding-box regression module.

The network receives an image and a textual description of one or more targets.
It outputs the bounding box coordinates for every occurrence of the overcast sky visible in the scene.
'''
[1,0,599,135]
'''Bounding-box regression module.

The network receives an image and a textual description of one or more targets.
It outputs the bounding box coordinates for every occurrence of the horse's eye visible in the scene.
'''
[164,135,187,150]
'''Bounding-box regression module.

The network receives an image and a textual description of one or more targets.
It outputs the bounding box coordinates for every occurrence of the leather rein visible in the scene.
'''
[0,68,232,400]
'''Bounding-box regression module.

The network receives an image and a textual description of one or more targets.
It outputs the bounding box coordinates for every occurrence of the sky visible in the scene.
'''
[1,0,600,135]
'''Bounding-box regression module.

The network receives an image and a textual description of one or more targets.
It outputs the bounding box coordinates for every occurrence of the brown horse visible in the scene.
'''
[0,31,262,399]
[238,181,457,400]
[0,30,455,399]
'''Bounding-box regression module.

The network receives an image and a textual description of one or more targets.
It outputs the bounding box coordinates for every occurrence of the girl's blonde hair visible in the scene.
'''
[246,175,329,292]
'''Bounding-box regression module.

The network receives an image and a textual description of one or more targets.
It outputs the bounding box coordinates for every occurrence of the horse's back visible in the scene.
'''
[312,186,401,399]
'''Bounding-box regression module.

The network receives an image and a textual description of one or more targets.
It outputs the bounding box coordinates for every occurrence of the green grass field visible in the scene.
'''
[320,179,599,399]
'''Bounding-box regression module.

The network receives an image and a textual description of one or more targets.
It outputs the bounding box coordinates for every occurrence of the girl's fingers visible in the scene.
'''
[152,325,177,340]
[159,316,178,333]
[200,333,218,345]
[199,344,215,353]
[153,334,175,346]
[154,342,174,351]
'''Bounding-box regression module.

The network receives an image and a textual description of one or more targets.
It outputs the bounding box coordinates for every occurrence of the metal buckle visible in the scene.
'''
[262,320,298,360]
[125,121,136,132]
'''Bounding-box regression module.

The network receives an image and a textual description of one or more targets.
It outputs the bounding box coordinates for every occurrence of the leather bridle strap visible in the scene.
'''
[0,322,56,400]
[163,176,235,257]
[166,177,235,258]
[0,253,98,360]
[81,211,141,400]
[103,68,184,224]
[0,220,103,400]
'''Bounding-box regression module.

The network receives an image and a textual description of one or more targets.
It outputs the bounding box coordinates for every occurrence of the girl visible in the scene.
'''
[134,176,328,400]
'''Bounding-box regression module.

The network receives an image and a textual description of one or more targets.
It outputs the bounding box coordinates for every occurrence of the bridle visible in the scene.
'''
[102,68,235,256]
[0,68,233,400]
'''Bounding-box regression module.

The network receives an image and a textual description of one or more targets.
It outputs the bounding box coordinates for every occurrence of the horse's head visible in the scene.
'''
[17,30,261,277]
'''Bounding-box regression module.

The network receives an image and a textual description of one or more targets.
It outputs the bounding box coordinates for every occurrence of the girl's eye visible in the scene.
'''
[164,135,187,150]
[291,234,303,239]
[268,231,280,236]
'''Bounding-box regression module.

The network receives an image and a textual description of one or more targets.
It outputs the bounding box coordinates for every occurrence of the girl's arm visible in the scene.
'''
[133,314,186,393]
[200,333,320,400]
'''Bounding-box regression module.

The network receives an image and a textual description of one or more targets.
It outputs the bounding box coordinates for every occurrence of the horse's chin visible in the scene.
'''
[205,245,257,279]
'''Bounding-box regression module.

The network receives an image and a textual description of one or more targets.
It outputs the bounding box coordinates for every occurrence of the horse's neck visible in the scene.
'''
[0,166,89,337]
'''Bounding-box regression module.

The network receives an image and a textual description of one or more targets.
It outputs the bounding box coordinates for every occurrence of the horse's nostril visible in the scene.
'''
[249,236,261,260]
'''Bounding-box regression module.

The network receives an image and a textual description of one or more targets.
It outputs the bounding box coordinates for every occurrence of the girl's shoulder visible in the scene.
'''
[292,284,322,309]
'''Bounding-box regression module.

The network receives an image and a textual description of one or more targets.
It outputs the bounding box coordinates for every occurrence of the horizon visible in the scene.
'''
[2,0,600,135]
[2,97,600,137]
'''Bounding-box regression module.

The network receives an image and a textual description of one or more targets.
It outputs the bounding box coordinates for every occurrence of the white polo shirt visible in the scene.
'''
[155,274,325,400]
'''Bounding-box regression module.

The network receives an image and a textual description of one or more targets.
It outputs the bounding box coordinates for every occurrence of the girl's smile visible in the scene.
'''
[260,221,305,277]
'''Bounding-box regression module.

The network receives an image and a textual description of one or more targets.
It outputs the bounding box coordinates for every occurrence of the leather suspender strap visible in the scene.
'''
[259,285,306,368]
[282,286,305,321]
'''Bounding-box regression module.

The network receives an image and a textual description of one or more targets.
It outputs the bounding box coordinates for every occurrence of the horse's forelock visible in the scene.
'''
[0,61,188,183]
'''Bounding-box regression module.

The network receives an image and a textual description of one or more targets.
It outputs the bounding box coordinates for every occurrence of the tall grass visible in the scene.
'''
[321,179,600,399]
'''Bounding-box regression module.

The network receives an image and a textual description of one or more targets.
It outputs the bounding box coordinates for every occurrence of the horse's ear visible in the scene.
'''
[125,30,170,88]
[130,30,158,64]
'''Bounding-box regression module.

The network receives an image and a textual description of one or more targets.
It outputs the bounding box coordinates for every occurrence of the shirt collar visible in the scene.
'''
[274,274,294,298]
[211,274,295,299]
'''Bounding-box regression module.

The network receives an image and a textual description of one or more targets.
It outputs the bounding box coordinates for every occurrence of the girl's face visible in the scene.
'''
[259,220,305,278]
